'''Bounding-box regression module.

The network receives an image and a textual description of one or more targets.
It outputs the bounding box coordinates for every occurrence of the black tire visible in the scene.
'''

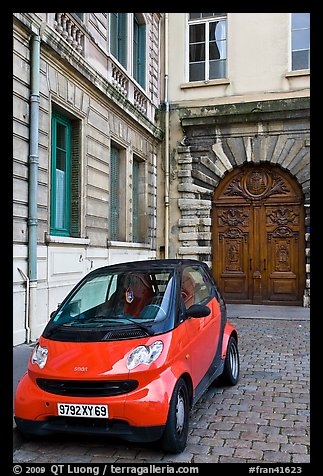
[161,378,190,453]
[219,335,240,386]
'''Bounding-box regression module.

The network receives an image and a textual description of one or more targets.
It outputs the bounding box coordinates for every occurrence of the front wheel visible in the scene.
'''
[219,335,240,386]
[161,378,190,453]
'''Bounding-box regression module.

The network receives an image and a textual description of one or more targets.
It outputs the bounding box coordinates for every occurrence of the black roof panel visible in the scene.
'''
[87,258,207,276]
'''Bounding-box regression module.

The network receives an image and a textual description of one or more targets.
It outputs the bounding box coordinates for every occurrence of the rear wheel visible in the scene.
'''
[219,335,240,386]
[161,378,189,453]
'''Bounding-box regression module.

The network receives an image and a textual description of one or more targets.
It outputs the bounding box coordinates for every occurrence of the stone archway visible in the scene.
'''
[174,97,310,306]
[212,163,305,305]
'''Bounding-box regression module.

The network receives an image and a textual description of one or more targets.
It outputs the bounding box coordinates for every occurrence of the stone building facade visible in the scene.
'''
[163,13,310,307]
[13,12,310,345]
[13,13,163,344]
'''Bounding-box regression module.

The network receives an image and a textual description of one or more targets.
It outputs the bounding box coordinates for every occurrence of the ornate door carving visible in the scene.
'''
[212,164,305,305]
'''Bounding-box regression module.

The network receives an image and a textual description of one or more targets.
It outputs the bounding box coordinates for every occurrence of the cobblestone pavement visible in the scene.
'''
[13,317,310,464]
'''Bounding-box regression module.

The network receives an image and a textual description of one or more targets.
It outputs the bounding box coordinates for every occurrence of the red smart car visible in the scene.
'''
[14,259,240,453]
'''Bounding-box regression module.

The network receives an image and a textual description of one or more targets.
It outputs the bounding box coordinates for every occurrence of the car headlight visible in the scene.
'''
[31,343,48,369]
[126,340,164,370]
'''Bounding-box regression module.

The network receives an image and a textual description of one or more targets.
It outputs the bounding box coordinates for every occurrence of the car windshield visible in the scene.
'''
[46,267,175,338]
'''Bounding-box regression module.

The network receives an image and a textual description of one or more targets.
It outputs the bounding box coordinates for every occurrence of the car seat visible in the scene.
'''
[181,273,195,309]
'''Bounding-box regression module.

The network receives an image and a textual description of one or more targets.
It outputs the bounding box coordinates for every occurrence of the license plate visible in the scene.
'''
[57,403,108,418]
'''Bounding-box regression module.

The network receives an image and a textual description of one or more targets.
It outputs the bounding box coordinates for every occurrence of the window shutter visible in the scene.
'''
[132,160,139,242]
[118,13,127,68]
[133,17,139,81]
[110,147,119,240]
[70,122,80,237]
[138,24,146,88]
[110,13,117,57]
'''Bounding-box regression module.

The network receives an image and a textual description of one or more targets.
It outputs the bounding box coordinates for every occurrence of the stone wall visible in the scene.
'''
[13,13,162,344]
[170,97,310,305]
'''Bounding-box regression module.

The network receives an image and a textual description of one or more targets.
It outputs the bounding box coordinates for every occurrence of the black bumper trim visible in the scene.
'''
[14,416,165,443]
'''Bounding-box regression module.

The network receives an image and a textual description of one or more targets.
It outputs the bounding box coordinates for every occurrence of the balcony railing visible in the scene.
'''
[50,13,152,122]
[134,87,148,115]
[110,62,129,97]
[54,13,84,53]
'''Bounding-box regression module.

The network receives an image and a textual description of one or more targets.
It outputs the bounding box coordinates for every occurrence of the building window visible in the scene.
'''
[110,13,128,68]
[74,13,84,21]
[291,13,310,70]
[50,111,80,237]
[133,15,146,88]
[188,13,227,82]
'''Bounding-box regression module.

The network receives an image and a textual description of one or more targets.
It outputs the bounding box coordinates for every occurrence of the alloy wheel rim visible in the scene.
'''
[229,342,239,380]
[175,391,185,434]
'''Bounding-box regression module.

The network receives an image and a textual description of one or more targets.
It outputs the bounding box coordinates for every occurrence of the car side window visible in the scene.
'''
[181,266,213,310]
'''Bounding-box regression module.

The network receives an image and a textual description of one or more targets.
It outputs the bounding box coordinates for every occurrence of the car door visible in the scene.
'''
[181,265,222,388]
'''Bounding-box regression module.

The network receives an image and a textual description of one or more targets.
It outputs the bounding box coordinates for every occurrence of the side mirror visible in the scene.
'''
[186,304,211,318]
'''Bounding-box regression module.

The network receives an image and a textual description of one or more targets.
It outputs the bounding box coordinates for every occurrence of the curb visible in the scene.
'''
[229,315,310,321]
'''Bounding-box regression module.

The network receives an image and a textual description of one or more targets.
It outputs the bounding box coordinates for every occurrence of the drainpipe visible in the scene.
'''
[164,13,170,259]
[28,34,41,342]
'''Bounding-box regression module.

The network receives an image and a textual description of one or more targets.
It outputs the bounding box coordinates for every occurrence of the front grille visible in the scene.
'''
[103,329,146,340]
[43,327,147,341]
[36,378,138,397]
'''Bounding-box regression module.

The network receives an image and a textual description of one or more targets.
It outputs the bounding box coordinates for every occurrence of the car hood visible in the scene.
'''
[27,335,153,380]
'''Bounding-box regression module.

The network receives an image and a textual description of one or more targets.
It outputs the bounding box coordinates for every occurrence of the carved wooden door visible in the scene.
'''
[212,164,305,305]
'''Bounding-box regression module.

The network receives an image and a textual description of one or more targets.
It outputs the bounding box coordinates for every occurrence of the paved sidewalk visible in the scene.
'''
[227,304,310,320]
[13,304,310,463]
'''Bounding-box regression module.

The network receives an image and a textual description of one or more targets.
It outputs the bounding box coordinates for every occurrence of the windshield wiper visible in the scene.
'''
[118,317,154,336]
[45,316,115,334]
[46,315,153,336]
[75,314,154,336]
[66,316,115,323]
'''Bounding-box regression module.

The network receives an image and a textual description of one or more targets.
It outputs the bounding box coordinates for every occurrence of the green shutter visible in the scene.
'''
[70,122,80,237]
[110,13,117,57]
[133,18,146,88]
[110,147,119,240]
[118,13,127,68]
[133,17,139,82]
[138,24,146,88]
[110,13,127,68]
[132,160,139,242]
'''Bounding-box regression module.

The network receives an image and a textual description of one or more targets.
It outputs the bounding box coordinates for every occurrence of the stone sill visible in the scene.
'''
[45,233,90,246]
[285,69,310,78]
[180,78,230,89]
[107,241,151,249]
